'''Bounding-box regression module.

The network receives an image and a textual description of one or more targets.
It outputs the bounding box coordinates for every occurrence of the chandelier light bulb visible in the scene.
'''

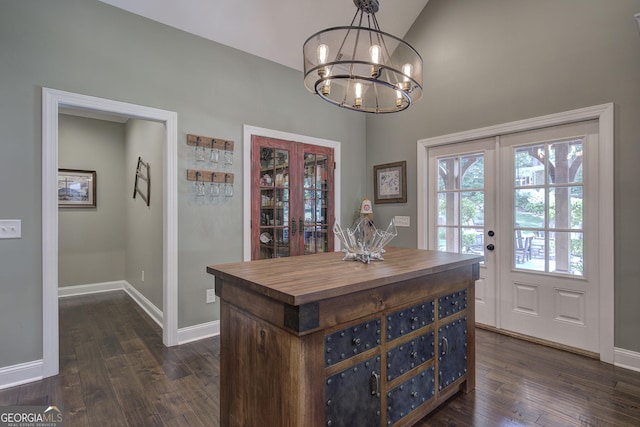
[317,44,329,78]
[401,63,413,91]
[354,82,363,108]
[317,44,329,64]
[369,45,381,63]
[370,44,381,77]
[321,70,331,96]
[396,90,403,107]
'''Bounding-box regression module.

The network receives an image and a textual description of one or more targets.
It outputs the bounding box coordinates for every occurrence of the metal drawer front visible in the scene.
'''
[438,316,468,390]
[386,366,435,425]
[386,331,435,381]
[325,318,381,367]
[437,289,467,319]
[325,355,381,427]
[386,301,434,341]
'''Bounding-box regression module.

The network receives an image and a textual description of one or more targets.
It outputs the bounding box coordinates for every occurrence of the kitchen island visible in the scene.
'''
[207,247,483,427]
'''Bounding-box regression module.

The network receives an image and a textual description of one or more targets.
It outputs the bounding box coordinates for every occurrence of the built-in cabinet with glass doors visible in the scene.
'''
[251,136,334,260]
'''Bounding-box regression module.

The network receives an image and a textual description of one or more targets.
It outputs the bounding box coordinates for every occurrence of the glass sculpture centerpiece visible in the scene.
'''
[333,217,397,263]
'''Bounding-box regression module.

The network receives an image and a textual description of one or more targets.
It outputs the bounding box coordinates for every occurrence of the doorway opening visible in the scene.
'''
[42,88,178,378]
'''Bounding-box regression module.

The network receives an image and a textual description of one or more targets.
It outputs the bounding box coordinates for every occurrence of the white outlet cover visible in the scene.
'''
[394,216,410,227]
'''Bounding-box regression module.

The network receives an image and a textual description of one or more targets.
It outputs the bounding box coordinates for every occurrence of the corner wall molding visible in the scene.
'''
[123,282,163,328]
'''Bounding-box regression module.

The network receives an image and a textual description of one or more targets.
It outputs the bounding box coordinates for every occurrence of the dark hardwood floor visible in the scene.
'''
[1,290,639,426]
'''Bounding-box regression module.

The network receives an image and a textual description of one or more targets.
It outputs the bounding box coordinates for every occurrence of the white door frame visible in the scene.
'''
[417,103,614,363]
[42,88,179,378]
[242,125,341,261]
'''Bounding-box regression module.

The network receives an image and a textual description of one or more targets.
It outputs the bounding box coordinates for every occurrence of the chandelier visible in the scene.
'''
[303,0,423,113]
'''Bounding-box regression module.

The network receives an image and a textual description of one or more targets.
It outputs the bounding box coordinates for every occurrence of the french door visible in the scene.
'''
[425,119,601,354]
[427,138,497,327]
[498,120,599,353]
[251,136,335,260]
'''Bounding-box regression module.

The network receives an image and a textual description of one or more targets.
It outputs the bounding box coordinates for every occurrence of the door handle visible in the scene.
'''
[291,217,296,235]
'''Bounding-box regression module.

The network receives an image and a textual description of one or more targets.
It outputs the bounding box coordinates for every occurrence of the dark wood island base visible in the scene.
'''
[207,247,483,427]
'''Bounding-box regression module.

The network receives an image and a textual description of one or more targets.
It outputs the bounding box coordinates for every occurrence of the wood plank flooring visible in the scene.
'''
[1,290,639,426]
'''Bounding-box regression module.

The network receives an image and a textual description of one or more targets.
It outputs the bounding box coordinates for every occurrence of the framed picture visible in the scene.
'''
[373,161,407,204]
[58,169,97,208]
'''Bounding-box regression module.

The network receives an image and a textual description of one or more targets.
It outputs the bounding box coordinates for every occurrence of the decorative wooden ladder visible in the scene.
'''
[133,156,150,206]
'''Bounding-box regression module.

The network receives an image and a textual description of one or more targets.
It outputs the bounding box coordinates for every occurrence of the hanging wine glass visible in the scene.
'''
[224,141,233,165]
[195,172,206,197]
[209,139,219,163]
[224,174,233,197]
[194,137,205,162]
[210,173,220,199]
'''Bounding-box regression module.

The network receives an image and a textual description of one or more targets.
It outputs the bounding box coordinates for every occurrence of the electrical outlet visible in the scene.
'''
[206,289,216,303]
[394,216,410,227]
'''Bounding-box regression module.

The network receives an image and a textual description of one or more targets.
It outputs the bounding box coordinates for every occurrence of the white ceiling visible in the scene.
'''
[98,0,429,71]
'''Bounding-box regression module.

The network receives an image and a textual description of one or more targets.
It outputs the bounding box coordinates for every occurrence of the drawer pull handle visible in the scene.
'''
[370,371,380,396]
[441,336,449,356]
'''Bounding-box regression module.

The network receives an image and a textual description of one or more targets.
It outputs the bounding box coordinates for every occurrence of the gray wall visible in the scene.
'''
[125,119,164,309]
[0,0,366,367]
[58,115,127,286]
[366,0,640,352]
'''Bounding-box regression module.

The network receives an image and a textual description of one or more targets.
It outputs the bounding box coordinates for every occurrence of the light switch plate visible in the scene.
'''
[394,216,410,227]
[0,220,21,239]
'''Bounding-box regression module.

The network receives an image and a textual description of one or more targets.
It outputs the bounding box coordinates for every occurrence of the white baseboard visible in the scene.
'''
[123,281,163,328]
[58,280,125,297]
[178,320,220,345]
[0,360,43,390]
[614,347,640,373]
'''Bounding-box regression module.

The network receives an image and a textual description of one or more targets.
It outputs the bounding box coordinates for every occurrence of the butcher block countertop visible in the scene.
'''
[206,247,483,307]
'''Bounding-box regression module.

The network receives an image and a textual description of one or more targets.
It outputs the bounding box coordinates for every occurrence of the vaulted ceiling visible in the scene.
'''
[98,0,430,71]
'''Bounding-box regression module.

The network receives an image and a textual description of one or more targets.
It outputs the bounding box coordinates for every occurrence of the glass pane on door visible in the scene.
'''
[512,140,584,275]
[303,153,329,254]
[435,153,485,257]
[258,147,291,259]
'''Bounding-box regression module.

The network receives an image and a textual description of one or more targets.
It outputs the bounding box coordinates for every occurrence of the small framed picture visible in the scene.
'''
[374,161,407,204]
[58,169,97,208]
